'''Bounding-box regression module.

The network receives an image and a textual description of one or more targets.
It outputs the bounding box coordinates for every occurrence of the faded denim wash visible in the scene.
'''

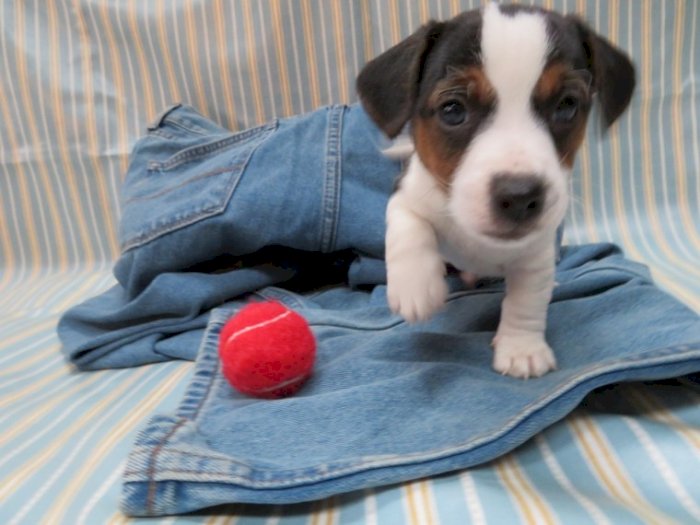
[57,104,700,516]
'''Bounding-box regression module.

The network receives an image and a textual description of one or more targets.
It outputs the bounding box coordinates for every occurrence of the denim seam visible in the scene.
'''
[135,346,700,488]
[121,122,278,252]
[319,106,344,253]
[147,121,276,172]
[142,312,230,511]
[162,116,214,137]
[146,418,187,514]
[124,167,235,204]
[133,329,700,487]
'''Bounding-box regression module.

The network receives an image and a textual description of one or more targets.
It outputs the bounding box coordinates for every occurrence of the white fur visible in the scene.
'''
[386,4,568,378]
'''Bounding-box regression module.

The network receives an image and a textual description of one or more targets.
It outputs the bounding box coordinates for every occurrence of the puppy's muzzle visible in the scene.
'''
[490,173,546,237]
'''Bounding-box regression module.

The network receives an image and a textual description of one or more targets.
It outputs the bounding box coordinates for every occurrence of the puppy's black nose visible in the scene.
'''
[491,174,545,224]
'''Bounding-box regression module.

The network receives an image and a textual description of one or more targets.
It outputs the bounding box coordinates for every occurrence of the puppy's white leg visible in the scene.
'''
[493,245,557,378]
[385,193,448,323]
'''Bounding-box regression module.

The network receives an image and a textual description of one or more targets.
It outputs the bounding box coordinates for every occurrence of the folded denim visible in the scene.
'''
[55,104,700,516]
[58,103,400,369]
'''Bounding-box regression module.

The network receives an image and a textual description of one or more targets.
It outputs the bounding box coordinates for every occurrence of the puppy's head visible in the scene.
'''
[357,3,635,244]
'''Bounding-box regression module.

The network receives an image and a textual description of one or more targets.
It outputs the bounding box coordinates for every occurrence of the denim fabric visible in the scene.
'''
[56,104,700,517]
[58,103,399,369]
[120,243,700,516]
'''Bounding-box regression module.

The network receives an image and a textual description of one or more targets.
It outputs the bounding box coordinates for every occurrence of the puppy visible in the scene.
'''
[357,3,635,378]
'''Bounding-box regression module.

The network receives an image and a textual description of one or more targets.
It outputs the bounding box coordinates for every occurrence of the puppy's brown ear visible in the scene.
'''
[572,17,636,129]
[357,21,445,138]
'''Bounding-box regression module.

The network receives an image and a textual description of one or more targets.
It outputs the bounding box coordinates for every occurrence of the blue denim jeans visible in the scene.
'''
[57,104,700,516]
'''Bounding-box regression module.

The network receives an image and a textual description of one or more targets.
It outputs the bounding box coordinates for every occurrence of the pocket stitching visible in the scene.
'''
[121,121,278,252]
[147,122,275,172]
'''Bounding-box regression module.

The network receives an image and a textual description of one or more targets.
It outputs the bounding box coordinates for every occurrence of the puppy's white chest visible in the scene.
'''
[435,224,506,277]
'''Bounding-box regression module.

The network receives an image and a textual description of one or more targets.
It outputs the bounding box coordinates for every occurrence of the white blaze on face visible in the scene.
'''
[481,3,549,118]
[448,3,569,242]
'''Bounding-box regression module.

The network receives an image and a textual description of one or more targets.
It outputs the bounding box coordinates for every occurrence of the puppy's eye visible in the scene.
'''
[439,100,467,126]
[552,96,579,123]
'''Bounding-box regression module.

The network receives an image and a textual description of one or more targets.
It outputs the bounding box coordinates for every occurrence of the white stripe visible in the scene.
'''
[171,1,193,104]
[623,416,700,522]
[225,309,292,346]
[32,0,80,266]
[75,462,124,525]
[77,1,118,264]
[363,489,378,525]
[535,434,611,525]
[256,0,276,118]
[0,355,63,389]
[144,2,167,106]
[230,5,251,126]
[459,471,487,525]
[691,0,700,211]
[0,370,126,472]
[7,367,152,524]
[287,0,306,114]
[0,1,53,269]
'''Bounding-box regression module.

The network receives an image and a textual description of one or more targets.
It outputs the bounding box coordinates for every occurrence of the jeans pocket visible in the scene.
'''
[119,105,278,251]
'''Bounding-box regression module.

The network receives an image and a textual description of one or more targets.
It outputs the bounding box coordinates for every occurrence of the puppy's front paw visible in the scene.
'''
[387,256,447,323]
[492,334,556,379]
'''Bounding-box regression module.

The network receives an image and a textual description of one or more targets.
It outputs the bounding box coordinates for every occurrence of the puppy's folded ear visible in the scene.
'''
[357,21,445,138]
[571,17,636,130]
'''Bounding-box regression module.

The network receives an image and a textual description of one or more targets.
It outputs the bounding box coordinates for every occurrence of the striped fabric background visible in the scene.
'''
[1,1,699,524]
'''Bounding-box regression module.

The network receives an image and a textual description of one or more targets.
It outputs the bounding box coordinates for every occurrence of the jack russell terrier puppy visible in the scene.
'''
[357,3,635,378]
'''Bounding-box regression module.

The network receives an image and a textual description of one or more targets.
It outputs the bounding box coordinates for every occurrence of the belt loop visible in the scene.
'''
[146,103,183,131]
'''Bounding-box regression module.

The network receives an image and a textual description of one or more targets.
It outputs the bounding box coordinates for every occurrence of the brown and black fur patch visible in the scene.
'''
[532,62,593,168]
[413,66,496,188]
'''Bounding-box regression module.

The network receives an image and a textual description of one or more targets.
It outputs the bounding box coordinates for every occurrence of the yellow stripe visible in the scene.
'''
[623,386,700,450]
[404,481,421,525]
[49,1,98,266]
[157,0,182,103]
[0,188,15,290]
[496,456,540,525]
[301,0,322,108]
[389,0,401,45]
[0,344,58,377]
[74,0,120,260]
[270,0,293,117]
[605,0,647,265]
[331,0,349,103]
[242,0,266,122]
[569,412,679,525]
[652,270,700,312]
[213,0,239,126]
[0,367,148,503]
[0,366,103,448]
[184,0,209,113]
[0,317,57,353]
[99,0,130,177]
[360,0,374,62]
[15,4,68,271]
[47,366,190,523]
[29,271,94,313]
[0,272,43,312]
[505,456,557,524]
[670,1,700,252]
[0,366,69,411]
[419,0,430,23]
[419,480,437,525]
[638,0,700,279]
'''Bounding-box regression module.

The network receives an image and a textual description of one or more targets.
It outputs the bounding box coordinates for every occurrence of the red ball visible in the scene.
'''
[219,301,316,399]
